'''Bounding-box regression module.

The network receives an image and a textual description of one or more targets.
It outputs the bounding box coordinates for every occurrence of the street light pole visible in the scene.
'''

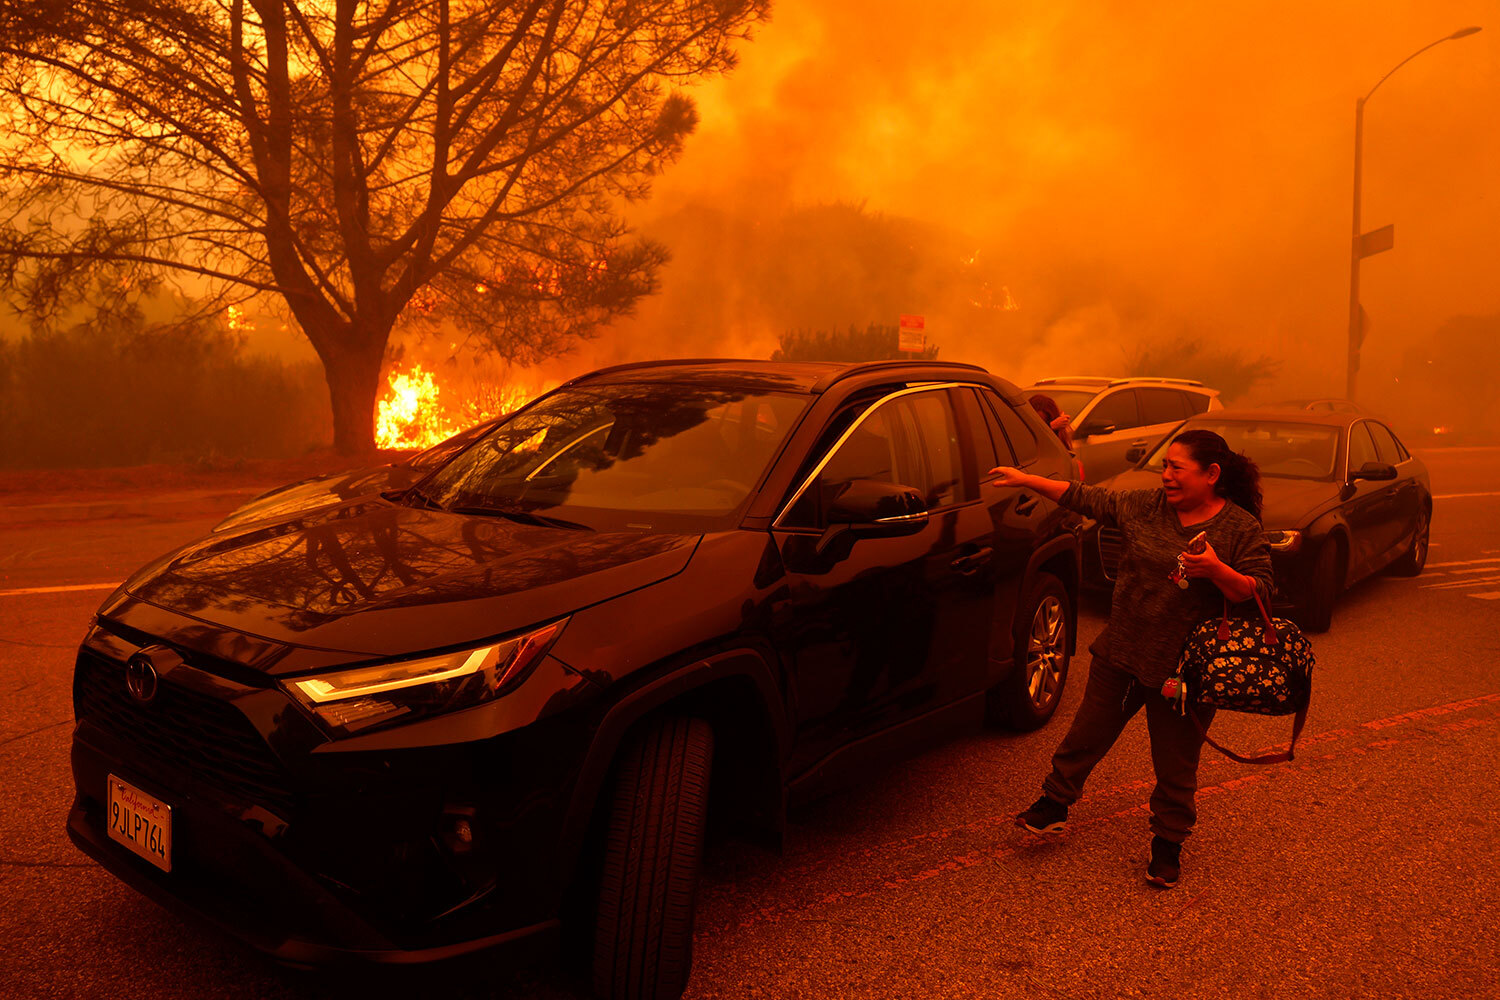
[1345,26,1481,402]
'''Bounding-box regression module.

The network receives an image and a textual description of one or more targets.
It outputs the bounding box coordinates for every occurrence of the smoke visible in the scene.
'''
[545,0,1497,415]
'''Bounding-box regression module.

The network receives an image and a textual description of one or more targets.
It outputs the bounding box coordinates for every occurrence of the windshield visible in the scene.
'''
[1143,421,1342,481]
[420,383,808,529]
[1028,389,1098,421]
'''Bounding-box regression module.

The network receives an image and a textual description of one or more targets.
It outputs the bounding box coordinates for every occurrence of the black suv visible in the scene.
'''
[67,360,1081,1000]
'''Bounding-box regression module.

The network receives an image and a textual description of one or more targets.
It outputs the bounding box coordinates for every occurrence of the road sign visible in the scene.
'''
[898,314,926,353]
[1357,224,1395,259]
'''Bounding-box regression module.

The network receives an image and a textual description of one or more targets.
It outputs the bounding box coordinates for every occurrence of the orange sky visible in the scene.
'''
[568,0,1497,400]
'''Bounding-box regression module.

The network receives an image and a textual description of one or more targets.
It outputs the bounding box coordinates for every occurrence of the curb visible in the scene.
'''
[0,489,261,526]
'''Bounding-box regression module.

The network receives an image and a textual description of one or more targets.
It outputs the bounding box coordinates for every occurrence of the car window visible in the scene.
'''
[1347,422,1378,473]
[902,390,971,508]
[1140,388,1190,425]
[424,383,807,527]
[1031,389,1097,422]
[1081,390,1140,433]
[1184,392,1212,414]
[1366,421,1403,465]
[1144,420,1341,480]
[983,390,1039,464]
[957,388,1000,473]
[780,395,926,529]
[408,420,495,472]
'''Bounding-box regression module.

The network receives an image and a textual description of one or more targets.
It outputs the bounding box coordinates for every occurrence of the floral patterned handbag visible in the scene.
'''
[1169,589,1315,765]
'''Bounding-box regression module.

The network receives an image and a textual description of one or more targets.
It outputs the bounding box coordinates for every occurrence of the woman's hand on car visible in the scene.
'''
[987,466,1031,488]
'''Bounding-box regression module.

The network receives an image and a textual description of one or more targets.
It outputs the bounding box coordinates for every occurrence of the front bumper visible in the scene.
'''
[66,622,602,969]
[66,779,557,967]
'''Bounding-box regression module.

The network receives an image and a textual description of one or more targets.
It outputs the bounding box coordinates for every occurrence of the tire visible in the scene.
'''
[593,717,714,1000]
[1299,538,1342,634]
[991,572,1071,731]
[1386,507,1430,577]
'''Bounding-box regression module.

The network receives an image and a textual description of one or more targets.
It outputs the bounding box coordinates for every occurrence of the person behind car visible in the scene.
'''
[1028,393,1084,480]
[988,428,1273,888]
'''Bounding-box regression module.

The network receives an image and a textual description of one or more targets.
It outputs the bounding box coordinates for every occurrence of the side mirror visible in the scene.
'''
[1349,461,1397,483]
[826,479,928,538]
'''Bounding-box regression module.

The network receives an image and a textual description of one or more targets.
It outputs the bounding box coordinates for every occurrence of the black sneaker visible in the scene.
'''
[1146,835,1181,888]
[1015,795,1068,835]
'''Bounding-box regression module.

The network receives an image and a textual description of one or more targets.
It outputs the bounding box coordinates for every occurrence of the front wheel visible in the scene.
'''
[1298,539,1342,634]
[593,717,714,1000]
[991,572,1071,731]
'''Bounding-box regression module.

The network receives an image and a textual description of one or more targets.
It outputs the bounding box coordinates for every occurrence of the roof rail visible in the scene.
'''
[558,358,768,389]
[1031,376,1116,386]
[808,359,990,394]
[1109,377,1206,388]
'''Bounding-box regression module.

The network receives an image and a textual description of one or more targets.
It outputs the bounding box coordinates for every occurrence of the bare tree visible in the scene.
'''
[0,0,767,453]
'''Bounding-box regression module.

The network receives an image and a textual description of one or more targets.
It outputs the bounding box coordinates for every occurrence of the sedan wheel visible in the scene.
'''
[1299,539,1342,634]
[991,572,1071,731]
[1386,509,1430,577]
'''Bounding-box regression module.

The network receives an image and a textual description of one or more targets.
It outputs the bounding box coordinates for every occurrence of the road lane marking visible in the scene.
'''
[1471,592,1500,600]
[709,693,1500,918]
[0,582,118,597]
[1432,491,1500,499]
[1421,575,1500,590]
[1426,557,1500,568]
[701,705,1500,934]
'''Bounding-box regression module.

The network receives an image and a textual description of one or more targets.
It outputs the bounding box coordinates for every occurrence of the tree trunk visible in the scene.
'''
[320,340,386,456]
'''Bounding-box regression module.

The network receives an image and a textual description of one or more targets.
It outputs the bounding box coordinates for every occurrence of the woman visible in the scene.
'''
[989,428,1273,888]
[1027,393,1084,481]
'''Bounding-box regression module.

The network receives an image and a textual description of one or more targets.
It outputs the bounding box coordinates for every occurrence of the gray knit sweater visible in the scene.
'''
[1062,482,1275,687]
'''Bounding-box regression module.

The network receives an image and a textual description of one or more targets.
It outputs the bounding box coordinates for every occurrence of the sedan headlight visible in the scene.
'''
[284,619,567,736]
[1265,530,1303,553]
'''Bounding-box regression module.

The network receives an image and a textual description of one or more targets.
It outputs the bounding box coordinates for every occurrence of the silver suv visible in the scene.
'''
[1024,377,1222,482]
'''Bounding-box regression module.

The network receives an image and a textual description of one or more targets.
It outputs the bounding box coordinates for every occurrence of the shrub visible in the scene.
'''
[0,317,330,469]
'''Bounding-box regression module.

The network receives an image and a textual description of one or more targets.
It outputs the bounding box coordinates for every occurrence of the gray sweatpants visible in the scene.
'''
[1041,656,1215,843]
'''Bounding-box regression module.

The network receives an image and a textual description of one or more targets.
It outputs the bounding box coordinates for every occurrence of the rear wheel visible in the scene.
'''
[593,717,714,1000]
[1386,508,1430,577]
[991,572,1071,731]
[1299,539,1342,634]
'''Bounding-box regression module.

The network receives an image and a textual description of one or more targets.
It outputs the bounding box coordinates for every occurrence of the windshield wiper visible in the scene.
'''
[387,485,444,510]
[445,503,593,531]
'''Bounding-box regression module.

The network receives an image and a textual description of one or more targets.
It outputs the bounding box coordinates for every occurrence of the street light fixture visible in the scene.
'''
[1344,26,1482,401]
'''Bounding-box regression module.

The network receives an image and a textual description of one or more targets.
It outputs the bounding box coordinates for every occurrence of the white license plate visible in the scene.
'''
[107,775,172,872]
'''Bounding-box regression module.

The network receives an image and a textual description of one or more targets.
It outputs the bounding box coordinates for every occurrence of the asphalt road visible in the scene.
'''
[2,448,1497,999]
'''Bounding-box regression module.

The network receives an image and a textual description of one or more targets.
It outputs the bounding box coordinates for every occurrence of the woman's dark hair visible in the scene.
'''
[1028,393,1074,450]
[1171,429,1263,522]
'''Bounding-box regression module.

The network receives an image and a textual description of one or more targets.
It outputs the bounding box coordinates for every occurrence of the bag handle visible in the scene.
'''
[1214,585,1279,647]
[1188,705,1307,765]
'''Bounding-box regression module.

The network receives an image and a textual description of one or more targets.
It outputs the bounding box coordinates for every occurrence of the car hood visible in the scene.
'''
[122,498,700,660]
[1098,469,1341,530]
[212,463,419,532]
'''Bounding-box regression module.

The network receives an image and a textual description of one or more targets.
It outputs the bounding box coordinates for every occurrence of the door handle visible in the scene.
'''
[951,547,994,573]
[1015,493,1040,515]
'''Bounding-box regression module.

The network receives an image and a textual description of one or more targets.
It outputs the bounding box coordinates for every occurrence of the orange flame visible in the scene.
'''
[375,363,547,451]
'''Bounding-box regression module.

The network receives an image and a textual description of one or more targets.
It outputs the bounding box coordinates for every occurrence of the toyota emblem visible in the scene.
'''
[125,654,159,704]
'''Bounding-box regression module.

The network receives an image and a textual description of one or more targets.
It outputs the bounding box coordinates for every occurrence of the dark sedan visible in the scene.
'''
[68,359,1082,1000]
[1086,410,1431,631]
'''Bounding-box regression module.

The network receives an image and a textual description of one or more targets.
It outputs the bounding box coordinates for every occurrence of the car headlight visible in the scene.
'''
[1265,530,1303,553]
[283,619,567,736]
